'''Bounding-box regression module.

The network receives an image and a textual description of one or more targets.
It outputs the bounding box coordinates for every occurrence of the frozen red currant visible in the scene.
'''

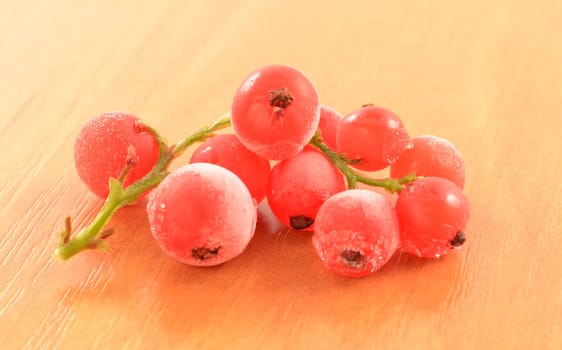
[267,148,346,230]
[391,135,465,189]
[396,177,470,258]
[231,64,320,160]
[190,134,271,203]
[74,112,159,198]
[147,163,257,266]
[313,190,400,277]
[337,106,412,171]
[317,105,343,150]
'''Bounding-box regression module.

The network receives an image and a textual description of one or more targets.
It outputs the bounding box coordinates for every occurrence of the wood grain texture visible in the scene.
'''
[1,0,561,349]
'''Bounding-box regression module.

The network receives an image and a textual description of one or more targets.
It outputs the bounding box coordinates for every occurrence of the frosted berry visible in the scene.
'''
[231,64,320,160]
[74,112,159,198]
[391,135,466,189]
[336,106,412,171]
[267,148,346,231]
[313,190,400,277]
[317,105,343,150]
[396,177,470,258]
[147,163,257,266]
[190,134,271,203]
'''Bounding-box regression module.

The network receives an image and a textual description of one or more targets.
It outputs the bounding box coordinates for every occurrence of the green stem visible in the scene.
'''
[355,174,416,192]
[171,112,231,159]
[309,133,416,192]
[54,194,123,260]
[309,133,358,188]
[54,113,232,261]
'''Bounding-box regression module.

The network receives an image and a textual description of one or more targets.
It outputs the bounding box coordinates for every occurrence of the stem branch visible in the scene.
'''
[309,133,416,192]
[171,112,231,159]
[309,134,358,188]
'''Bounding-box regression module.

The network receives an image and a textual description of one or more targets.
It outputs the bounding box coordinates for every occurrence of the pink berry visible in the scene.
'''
[267,148,346,231]
[74,112,159,198]
[231,64,320,160]
[313,190,400,277]
[147,163,257,266]
[317,105,343,150]
[337,106,412,171]
[190,134,271,203]
[396,177,470,258]
[391,135,466,189]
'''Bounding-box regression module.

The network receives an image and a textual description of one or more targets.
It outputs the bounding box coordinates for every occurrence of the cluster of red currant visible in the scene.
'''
[59,64,470,278]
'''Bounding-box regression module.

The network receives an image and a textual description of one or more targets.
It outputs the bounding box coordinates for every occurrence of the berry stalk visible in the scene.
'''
[170,113,232,159]
[309,133,416,192]
[54,113,231,260]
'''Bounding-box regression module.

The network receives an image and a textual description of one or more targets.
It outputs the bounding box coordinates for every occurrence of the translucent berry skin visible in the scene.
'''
[190,134,271,203]
[317,105,343,150]
[396,177,470,258]
[267,149,346,231]
[147,163,257,266]
[336,106,412,171]
[312,190,400,277]
[390,135,466,189]
[231,64,320,160]
[74,112,159,198]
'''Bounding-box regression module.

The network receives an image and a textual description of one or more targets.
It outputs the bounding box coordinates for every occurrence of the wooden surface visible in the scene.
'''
[1,0,561,349]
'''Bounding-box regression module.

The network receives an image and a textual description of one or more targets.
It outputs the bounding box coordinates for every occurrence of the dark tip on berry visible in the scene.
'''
[269,87,294,108]
[191,246,221,260]
[126,157,136,166]
[361,103,374,108]
[126,145,139,164]
[289,215,314,230]
[450,231,466,248]
[340,249,366,269]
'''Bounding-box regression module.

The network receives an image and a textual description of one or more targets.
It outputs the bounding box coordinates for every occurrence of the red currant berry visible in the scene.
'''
[231,64,320,160]
[313,190,400,277]
[391,135,466,189]
[317,105,343,150]
[74,112,159,198]
[147,163,257,266]
[267,148,346,231]
[190,134,271,203]
[337,106,412,171]
[396,177,470,258]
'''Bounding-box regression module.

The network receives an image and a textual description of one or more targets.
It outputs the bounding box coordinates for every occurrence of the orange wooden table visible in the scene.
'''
[1,1,561,349]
